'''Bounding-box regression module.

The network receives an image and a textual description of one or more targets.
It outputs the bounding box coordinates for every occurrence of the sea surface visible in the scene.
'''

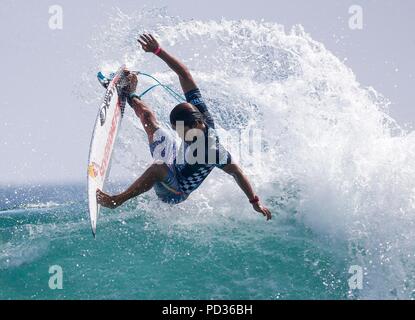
[0,183,351,300]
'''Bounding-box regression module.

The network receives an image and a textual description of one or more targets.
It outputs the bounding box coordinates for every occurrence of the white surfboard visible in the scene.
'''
[87,67,126,237]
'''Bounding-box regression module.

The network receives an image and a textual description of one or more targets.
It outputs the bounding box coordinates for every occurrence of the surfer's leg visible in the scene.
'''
[125,72,159,143]
[129,97,159,144]
[97,163,169,209]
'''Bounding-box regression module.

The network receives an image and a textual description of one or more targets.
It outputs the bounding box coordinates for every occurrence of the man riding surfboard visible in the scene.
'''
[96,34,271,221]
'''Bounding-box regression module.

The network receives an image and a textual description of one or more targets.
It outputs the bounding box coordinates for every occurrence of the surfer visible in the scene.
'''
[97,34,271,221]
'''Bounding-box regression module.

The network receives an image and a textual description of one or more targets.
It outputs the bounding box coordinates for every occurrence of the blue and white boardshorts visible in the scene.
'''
[149,127,188,204]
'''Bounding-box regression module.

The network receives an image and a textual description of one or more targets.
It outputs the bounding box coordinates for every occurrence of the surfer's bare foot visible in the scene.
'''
[126,73,138,94]
[120,70,138,96]
[96,189,121,209]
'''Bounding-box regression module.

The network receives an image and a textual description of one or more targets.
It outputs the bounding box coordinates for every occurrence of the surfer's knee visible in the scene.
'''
[149,162,169,181]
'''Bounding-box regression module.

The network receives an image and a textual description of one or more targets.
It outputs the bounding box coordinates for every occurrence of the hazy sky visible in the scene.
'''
[1,0,414,185]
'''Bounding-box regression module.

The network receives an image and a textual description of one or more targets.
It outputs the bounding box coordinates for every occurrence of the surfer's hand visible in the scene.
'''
[96,189,121,209]
[137,34,160,53]
[253,202,272,221]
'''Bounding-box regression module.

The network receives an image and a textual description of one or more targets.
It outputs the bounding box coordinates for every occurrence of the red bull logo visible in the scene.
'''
[88,162,100,179]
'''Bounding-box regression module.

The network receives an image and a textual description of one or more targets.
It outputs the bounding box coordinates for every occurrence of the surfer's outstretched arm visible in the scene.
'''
[97,163,169,209]
[138,34,197,94]
[222,164,272,221]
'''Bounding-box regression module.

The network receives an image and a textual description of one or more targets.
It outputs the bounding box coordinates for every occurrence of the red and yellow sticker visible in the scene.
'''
[88,163,100,178]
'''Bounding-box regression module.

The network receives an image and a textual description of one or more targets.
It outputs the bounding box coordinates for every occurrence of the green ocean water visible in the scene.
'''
[0,184,351,300]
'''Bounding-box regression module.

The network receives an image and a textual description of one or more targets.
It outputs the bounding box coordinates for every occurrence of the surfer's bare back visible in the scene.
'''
[97,33,271,221]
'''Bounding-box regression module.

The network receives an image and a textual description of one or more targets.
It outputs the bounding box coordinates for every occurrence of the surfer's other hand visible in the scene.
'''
[137,33,160,53]
[252,202,272,221]
[96,189,121,209]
